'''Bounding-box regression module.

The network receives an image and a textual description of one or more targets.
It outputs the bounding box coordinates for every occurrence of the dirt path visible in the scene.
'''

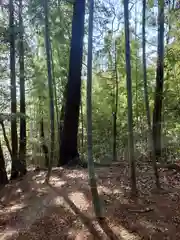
[0,163,180,239]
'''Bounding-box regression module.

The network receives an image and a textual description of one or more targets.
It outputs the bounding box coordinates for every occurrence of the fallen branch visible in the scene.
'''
[157,163,180,172]
[128,207,154,213]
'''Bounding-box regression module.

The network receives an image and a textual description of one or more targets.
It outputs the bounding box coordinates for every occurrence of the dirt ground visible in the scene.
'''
[0,161,180,240]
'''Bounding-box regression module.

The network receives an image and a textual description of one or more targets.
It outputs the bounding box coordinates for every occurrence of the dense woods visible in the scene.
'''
[1,0,180,238]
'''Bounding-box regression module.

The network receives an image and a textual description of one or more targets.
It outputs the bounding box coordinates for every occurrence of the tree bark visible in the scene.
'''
[0,121,12,158]
[9,0,19,180]
[87,0,103,219]
[43,0,55,182]
[152,0,165,160]
[142,0,160,188]
[112,41,118,162]
[124,0,137,195]
[0,141,8,186]
[59,0,85,166]
[40,118,49,168]
[19,0,27,176]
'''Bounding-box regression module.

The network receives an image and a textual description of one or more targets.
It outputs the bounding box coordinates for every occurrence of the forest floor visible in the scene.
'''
[0,160,180,239]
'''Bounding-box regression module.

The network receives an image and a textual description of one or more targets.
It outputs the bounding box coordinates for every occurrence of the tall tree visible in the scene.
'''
[18,0,27,175]
[142,0,160,188]
[9,0,19,180]
[112,41,118,162]
[59,0,85,166]
[87,0,103,218]
[152,0,165,160]
[123,0,137,195]
[43,0,55,182]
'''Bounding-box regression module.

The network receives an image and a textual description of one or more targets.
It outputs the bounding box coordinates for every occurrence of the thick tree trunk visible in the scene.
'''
[0,141,8,186]
[19,0,27,176]
[9,0,19,180]
[40,118,49,168]
[152,0,164,160]
[59,0,85,166]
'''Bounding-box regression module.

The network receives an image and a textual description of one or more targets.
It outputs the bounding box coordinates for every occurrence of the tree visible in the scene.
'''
[59,0,85,166]
[18,0,27,175]
[152,0,165,160]
[9,0,19,180]
[87,0,103,218]
[0,141,8,186]
[112,40,118,162]
[123,0,137,195]
[43,0,55,182]
[142,0,160,188]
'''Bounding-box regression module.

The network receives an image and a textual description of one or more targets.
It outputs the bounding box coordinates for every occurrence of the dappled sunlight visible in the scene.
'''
[32,172,46,184]
[139,218,156,232]
[65,170,88,180]
[50,176,66,187]
[112,225,139,240]
[51,196,64,206]
[68,191,90,211]
[0,228,18,240]
[7,202,26,212]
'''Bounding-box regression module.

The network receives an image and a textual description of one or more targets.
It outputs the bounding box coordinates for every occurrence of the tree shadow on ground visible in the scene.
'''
[51,165,180,239]
[1,165,180,239]
[48,183,121,240]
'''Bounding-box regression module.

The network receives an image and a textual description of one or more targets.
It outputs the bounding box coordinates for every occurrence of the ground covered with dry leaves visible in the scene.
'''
[0,161,180,240]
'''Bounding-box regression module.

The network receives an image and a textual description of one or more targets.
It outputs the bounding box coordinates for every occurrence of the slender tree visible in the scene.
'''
[0,141,8,186]
[0,120,12,158]
[152,0,165,160]
[123,0,137,195]
[142,0,160,188]
[19,0,27,175]
[43,0,55,182]
[87,0,103,218]
[9,0,19,180]
[40,117,49,168]
[112,41,118,162]
[59,0,85,166]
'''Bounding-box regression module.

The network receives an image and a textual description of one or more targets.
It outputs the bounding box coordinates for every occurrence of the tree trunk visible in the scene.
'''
[152,0,164,160]
[0,141,8,186]
[40,118,49,168]
[142,0,160,188]
[9,0,19,180]
[123,0,137,195]
[80,99,84,150]
[59,0,85,166]
[18,0,27,176]
[0,121,12,158]
[87,0,103,219]
[112,41,118,162]
[43,0,55,182]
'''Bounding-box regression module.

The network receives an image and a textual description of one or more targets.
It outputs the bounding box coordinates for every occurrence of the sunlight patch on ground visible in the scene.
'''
[0,228,17,240]
[51,196,64,206]
[65,171,88,180]
[8,203,26,212]
[112,225,140,240]
[32,172,46,183]
[98,185,112,194]
[139,218,157,232]
[68,191,90,211]
[50,177,66,187]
